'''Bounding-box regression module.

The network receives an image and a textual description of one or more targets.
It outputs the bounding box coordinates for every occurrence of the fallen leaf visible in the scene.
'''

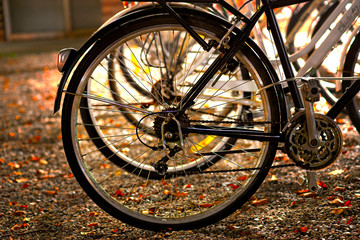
[13,210,26,216]
[173,192,188,197]
[227,183,240,190]
[270,175,278,182]
[199,195,205,200]
[31,156,41,162]
[45,190,57,195]
[15,178,28,183]
[251,199,269,206]
[89,211,99,217]
[39,159,48,165]
[115,189,125,197]
[228,225,236,230]
[36,169,47,176]
[328,169,345,175]
[296,189,309,195]
[3,77,9,90]
[334,186,346,192]
[299,192,317,198]
[317,181,328,189]
[347,217,353,224]
[11,224,21,231]
[88,222,99,227]
[290,200,305,207]
[21,183,30,189]
[9,201,18,206]
[298,226,309,233]
[8,162,20,170]
[337,118,345,124]
[237,176,247,181]
[40,174,56,180]
[332,208,345,214]
[330,198,344,206]
[199,203,214,208]
[344,200,352,207]
[148,207,157,214]
[100,163,110,169]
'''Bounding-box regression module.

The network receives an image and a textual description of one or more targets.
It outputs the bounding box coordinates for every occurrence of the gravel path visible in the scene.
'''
[0,52,360,239]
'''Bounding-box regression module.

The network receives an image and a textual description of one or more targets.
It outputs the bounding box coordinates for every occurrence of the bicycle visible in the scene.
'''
[54,0,360,231]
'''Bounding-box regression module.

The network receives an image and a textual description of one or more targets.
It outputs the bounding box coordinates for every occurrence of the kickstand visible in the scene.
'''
[298,170,323,195]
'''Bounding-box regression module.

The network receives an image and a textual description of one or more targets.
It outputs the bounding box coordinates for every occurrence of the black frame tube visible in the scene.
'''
[264,2,304,109]
[327,80,360,119]
[183,126,282,141]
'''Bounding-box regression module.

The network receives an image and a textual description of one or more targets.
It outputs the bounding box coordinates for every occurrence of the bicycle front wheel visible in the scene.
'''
[61,9,280,230]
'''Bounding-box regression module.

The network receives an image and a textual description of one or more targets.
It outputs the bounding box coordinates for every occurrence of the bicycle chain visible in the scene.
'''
[189,109,284,125]
[190,119,275,125]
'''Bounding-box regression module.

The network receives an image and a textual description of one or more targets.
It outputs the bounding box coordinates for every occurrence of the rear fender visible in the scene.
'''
[53,3,286,124]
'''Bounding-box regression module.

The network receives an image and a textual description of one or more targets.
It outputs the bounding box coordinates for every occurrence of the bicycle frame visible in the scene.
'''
[127,0,360,143]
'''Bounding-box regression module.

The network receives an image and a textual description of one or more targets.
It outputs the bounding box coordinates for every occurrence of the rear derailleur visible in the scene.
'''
[150,109,190,175]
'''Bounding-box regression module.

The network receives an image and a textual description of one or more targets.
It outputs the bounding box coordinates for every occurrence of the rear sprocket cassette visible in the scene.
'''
[284,112,343,170]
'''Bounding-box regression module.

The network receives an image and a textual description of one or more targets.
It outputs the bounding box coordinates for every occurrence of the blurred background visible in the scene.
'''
[0,0,124,54]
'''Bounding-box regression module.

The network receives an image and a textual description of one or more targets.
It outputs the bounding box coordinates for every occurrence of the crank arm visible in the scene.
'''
[301,78,320,147]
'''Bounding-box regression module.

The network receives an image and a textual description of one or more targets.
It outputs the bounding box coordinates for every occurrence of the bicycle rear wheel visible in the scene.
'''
[61,9,281,230]
[342,32,360,133]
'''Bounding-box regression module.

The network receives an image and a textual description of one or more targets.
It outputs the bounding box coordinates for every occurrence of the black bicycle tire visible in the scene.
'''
[342,32,360,134]
[61,8,281,230]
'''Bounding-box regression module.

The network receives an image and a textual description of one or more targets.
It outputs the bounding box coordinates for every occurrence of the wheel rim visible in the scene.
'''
[64,20,278,228]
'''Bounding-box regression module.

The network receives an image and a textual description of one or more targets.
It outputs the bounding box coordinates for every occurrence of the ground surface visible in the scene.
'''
[1,52,360,239]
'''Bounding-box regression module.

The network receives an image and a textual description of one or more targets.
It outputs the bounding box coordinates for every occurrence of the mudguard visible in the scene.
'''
[53,2,286,124]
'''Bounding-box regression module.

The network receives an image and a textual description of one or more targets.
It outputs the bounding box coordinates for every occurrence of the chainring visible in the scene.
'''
[284,112,343,170]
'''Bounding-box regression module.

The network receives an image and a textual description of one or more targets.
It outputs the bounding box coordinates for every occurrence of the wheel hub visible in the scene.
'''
[284,112,343,170]
[151,80,175,105]
[153,109,190,142]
